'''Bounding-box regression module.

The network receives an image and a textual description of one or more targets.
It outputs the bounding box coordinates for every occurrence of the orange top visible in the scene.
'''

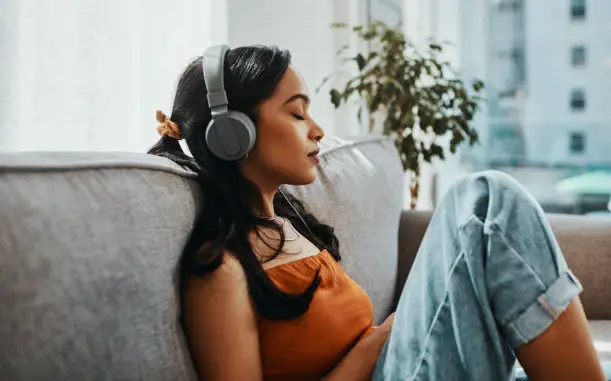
[258,249,379,381]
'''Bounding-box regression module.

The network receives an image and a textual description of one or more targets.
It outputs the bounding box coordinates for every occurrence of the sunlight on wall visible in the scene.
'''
[1,0,219,153]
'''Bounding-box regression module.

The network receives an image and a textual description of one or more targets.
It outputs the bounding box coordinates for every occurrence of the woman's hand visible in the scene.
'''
[322,312,395,381]
[360,312,395,356]
[378,312,396,337]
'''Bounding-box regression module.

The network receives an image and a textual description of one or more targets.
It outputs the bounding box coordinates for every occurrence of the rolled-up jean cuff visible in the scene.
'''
[501,270,583,348]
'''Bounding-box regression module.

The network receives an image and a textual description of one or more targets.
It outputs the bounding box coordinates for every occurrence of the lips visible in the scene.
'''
[307,148,320,157]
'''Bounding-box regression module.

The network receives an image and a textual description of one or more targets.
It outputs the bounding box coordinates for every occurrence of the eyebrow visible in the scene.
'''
[283,93,310,105]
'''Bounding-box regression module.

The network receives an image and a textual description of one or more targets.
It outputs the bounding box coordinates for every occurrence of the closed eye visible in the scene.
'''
[291,113,306,121]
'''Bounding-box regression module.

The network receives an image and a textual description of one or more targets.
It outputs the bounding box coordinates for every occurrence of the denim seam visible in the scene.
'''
[505,319,527,346]
[485,223,552,336]
[487,211,561,274]
[408,250,466,381]
[457,214,481,232]
[485,222,548,302]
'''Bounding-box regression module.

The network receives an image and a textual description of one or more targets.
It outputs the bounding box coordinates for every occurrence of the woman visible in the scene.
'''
[149,44,605,381]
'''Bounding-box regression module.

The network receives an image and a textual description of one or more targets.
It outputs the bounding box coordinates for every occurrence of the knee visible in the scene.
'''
[479,170,536,202]
[455,170,533,202]
[446,170,542,226]
[468,170,528,196]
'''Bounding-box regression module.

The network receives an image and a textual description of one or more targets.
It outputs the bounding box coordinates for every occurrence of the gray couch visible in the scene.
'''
[0,135,609,380]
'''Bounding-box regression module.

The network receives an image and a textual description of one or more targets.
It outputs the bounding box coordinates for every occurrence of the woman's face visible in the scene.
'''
[241,65,324,193]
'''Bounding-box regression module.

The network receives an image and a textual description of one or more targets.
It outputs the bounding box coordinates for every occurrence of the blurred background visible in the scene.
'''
[1,0,610,216]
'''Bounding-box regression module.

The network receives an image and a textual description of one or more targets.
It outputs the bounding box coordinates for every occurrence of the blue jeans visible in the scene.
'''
[372,170,592,380]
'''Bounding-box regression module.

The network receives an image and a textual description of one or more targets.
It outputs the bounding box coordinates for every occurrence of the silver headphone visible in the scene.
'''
[202,45,257,161]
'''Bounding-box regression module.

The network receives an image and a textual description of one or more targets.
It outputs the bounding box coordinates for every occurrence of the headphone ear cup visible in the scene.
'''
[205,111,256,161]
[229,111,257,153]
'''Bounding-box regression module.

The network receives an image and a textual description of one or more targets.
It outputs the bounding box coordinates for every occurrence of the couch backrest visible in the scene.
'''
[546,214,611,320]
[0,152,202,380]
[0,136,404,380]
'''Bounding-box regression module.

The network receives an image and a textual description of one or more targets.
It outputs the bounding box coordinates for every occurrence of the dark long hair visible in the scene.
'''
[148,45,340,320]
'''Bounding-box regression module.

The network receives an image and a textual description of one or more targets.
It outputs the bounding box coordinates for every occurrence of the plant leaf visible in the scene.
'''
[450,131,465,153]
[468,129,479,145]
[430,143,444,160]
[472,80,485,92]
[315,74,332,94]
[432,117,448,135]
[318,19,484,182]
[355,53,366,71]
[330,89,342,108]
[335,44,350,55]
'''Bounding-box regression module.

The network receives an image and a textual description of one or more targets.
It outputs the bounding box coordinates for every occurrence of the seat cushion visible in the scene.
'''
[591,320,611,363]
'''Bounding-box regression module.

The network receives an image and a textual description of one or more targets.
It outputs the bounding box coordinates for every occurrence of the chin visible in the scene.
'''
[286,169,318,186]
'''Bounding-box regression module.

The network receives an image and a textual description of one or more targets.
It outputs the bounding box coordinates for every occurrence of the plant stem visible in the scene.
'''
[409,171,420,210]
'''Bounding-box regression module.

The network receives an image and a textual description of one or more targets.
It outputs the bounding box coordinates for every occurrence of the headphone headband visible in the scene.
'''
[202,45,230,114]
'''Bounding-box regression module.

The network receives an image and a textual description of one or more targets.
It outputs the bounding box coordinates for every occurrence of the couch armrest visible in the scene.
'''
[393,210,432,307]
[395,210,611,319]
[547,214,611,319]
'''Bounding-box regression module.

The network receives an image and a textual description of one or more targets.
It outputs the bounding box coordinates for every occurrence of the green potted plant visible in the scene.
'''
[320,21,484,209]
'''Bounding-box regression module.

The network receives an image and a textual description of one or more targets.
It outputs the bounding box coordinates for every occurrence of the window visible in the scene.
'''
[571,46,586,66]
[570,89,586,110]
[569,132,586,154]
[571,0,586,20]
[498,0,521,11]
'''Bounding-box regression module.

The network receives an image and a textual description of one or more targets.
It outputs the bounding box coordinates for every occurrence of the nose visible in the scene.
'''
[310,120,324,142]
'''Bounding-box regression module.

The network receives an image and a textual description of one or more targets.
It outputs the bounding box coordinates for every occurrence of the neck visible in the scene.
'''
[257,187,277,218]
[240,160,280,218]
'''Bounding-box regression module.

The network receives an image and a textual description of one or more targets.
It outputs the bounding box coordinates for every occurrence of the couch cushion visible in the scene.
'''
[285,136,404,323]
[0,135,404,378]
[0,152,201,380]
[591,320,611,363]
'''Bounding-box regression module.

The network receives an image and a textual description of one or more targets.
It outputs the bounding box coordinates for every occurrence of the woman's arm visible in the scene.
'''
[322,313,395,381]
[183,252,263,381]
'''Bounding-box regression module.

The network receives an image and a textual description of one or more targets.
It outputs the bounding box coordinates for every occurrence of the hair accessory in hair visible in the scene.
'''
[156,110,183,140]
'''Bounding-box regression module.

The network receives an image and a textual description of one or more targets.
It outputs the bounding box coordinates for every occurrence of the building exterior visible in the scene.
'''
[465,0,611,169]
[405,0,611,211]
[523,0,611,169]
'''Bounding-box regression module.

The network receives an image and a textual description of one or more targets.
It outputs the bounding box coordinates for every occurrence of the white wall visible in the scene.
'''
[0,0,219,152]
[225,0,368,138]
[0,0,397,152]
